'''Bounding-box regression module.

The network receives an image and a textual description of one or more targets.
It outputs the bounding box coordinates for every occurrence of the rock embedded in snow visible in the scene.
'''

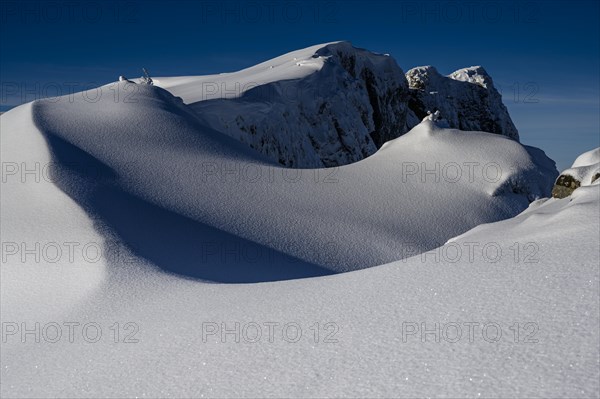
[405,65,519,140]
[552,147,600,198]
[423,110,450,128]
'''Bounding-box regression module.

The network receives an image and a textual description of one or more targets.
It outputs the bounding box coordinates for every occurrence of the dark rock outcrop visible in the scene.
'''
[552,174,582,198]
[405,66,519,141]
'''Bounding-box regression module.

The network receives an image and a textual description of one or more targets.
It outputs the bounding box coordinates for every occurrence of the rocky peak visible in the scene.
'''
[448,66,493,88]
[405,65,519,141]
[406,65,442,90]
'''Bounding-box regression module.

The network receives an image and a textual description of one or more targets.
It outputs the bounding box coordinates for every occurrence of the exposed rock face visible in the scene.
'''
[405,66,519,140]
[551,148,600,198]
[189,42,409,168]
[552,174,582,198]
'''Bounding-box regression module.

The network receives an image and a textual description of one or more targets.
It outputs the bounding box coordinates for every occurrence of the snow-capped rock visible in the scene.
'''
[422,110,450,128]
[405,65,519,140]
[552,147,600,198]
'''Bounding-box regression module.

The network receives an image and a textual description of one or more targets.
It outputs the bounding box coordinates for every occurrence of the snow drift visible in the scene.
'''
[20,81,557,281]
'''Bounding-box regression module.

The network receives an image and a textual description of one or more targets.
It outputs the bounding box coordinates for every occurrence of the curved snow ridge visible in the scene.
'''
[26,81,557,280]
[154,41,399,104]
[449,172,599,247]
[382,120,556,201]
[0,103,107,320]
[573,147,600,168]
[154,41,349,103]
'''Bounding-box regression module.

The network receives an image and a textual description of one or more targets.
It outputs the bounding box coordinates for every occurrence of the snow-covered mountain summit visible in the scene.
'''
[154,42,519,167]
[449,65,493,88]
[156,41,409,167]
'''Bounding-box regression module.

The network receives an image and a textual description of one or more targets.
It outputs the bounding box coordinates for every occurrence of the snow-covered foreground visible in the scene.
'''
[1,55,598,396]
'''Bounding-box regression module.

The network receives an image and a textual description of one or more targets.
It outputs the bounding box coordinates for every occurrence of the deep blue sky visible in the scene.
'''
[1,0,598,170]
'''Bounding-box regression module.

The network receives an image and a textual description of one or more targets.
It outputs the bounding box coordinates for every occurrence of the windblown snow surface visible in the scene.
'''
[1,53,598,397]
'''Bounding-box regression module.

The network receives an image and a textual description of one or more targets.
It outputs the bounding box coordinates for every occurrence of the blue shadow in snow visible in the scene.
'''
[41,131,334,283]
